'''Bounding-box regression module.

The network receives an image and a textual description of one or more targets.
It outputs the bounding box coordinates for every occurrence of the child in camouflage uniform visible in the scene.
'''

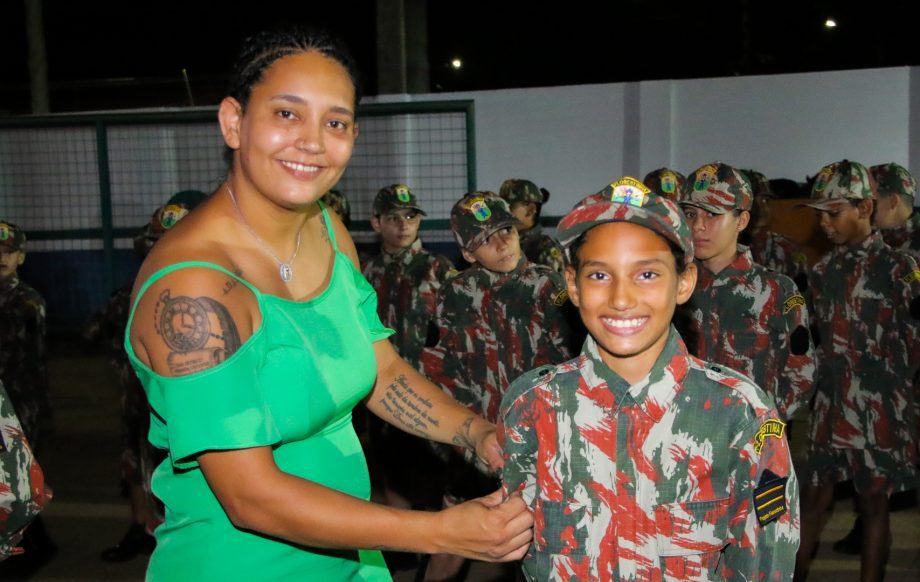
[679,162,815,422]
[499,179,566,273]
[643,167,686,202]
[795,160,920,582]
[871,162,920,259]
[501,177,799,581]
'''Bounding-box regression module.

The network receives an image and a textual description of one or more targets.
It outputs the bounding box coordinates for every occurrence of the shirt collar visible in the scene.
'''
[473,255,528,284]
[697,245,754,284]
[381,237,423,265]
[834,230,885,260]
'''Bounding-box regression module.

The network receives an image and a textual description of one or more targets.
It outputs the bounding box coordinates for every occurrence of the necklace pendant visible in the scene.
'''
[279,263,294,282]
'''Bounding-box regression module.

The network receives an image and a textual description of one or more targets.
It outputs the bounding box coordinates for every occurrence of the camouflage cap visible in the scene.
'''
[802,160,873,210]
[680,162,753,215]
[451,191,521,251]
[373,183,426,216]
[321,189,351,222]
[0,221,26,250]
[558,177,693,265]
[642,168,686,201]
[740,169,774,199]
[499,179,545,204]
[869,163,916,201]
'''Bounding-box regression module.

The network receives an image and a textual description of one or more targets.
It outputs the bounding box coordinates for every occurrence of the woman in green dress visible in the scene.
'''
[125,27,532,581]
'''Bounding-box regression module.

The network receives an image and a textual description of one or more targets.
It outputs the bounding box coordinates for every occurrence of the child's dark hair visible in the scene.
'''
[228,25,362,111]
[567,227,688,274]
[847,197,876,222]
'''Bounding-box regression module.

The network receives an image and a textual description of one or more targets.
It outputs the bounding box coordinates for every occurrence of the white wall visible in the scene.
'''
[371,66,917,213]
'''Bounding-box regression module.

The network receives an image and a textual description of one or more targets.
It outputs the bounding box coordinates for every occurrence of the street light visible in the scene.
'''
[825,18,837,28]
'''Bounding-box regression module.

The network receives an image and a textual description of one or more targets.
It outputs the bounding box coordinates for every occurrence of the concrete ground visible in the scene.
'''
[0,335,917,581]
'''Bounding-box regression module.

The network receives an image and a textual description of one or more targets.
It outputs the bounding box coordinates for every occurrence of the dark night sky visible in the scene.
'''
[3,1,920,114]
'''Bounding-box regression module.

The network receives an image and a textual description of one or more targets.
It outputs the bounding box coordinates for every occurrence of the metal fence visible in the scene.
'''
[0,100,475,328]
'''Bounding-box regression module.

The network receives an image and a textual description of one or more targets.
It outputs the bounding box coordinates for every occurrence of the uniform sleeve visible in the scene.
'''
[722,411,799,579]
[774,278,815,420]
[23,294,50,419]
[897,255,920,360]
[351,260,394,342]
[535,273,575,365]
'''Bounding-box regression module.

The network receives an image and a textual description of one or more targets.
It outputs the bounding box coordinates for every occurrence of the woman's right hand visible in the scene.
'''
[431,489,533,562]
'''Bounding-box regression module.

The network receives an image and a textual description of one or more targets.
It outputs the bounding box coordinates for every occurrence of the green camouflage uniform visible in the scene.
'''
[363,238,453,368]
[0,380,51,561]
[500,179,799,581]
[803,161,920,493]
[871,163,920,259]
[499,179,566,273]
[748,228,810,287]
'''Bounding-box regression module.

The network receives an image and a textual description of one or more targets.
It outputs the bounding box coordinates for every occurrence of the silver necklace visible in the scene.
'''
[226,183,302,283]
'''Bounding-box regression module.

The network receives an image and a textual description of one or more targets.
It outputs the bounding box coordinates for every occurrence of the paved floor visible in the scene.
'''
[0,336,917,581]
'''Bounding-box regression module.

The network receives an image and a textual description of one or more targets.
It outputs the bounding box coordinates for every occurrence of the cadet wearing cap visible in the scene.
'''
[320,189,351,227]
[642,167,686,202]
[0,221,49,450]
[498,179,565,273]
[500,177,799,581]
[795,160,920,581]
[680,162,815,422]
[871,162,920,259]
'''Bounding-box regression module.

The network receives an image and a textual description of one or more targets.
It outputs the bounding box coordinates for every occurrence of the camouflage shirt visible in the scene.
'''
[500,328,799,581]
[420,258,573,423]
[519,225,566,274]
[362,238,454,368]
[686,246,815,421]
[747,227,810,291]
[0,277,49,446]
[880,211,920,260]
[808,231,920,450]
[0,379,51,561]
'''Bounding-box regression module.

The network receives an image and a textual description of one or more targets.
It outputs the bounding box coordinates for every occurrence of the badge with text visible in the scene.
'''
[753,419,786,454]
[610,177,650,207]
[901,270,920,284]
[467,197,492,221]
[660,171,678,195]
[396,185,412,203]
[693,164,718,192]
[552,289,569,306]
[783,294,806,314]
[753,469,788,527]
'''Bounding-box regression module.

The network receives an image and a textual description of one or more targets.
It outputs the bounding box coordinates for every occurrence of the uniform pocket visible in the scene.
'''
[655,497,733,581]
[535,499,593,581]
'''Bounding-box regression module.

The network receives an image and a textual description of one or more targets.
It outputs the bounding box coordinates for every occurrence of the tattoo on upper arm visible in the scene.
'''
[378,374,441,437]
[222,269,243,296]
[153,289,243,376]
[452,416,476,450]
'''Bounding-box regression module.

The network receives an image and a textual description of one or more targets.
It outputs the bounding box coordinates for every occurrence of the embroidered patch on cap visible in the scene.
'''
[467,197,492,221]
[660,171,678,195]
[160,204,190,229]
[901,270,920,284]
[783,294,806,314]
[610,177,650,207]
[396,185,411,202]
[693,164,718,191]
[0,223,12,241]
[754,469,788,527]
[753,419,786,454]
[552,289,569,306]
[815,167,835,193]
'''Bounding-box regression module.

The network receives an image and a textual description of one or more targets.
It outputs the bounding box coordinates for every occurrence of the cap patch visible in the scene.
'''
[815,166,834,192]
[694,164,718,191]
[160,204,189,229]
[783,294,806,314]
[610,177,650,207]
[660,171,678,195]
[467,197,492,222]
[901,270,920,284]
[754,469,788,527]
[753,419,786,454]
[0,223,11,241]
[396,185,411,203]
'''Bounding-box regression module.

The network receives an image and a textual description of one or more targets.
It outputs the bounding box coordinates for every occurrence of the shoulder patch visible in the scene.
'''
[753,419,786,454]
[754,469,788,527]
[552,289,569,306]
[445,267,460,279]
[901,270,920,284]
[783,294,805,314]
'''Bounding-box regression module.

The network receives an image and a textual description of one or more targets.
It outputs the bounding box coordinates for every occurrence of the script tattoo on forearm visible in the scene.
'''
[378,374,441,437]
[452,416,476,451]
[153,289,242,376]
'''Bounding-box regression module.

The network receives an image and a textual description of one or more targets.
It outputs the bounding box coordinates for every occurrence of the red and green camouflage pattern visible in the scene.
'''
[747,229,810,289]
[558,178,694,264]
[0,222,26,250]
[372,183,426,216]
[683,162,753,215]
[642,168,687,202]
[362,238,454,368]
[519,225,566,274]
[870,162,916,202]
[320,189,351,224]
[686,246,815,421]
[0,276,49,448]
[500,328,799,581]
[450,192,521,251]
[0,379,52,561]
[807,232,920,458]
[881,213,920,259]
[420,258,574,424]
[499,178,545,204]
[803,160,873,210]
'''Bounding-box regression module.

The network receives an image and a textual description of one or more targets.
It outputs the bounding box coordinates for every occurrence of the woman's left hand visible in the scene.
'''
[471,422,504,473]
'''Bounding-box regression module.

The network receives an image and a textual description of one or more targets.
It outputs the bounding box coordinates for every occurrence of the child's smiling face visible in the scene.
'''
[565,221,696,383]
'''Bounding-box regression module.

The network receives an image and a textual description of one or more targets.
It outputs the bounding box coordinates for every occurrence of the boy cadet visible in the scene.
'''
[642,167,686,202]
[498,179,566,273]
[0,221,49,450]
[680,162,815,421]
[500,178,799,581]
[364,183,454,368]
[871,162,920,259]
[795,160,920,582]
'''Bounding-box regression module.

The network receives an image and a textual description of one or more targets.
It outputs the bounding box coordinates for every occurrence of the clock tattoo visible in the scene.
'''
[155,290,242,363]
